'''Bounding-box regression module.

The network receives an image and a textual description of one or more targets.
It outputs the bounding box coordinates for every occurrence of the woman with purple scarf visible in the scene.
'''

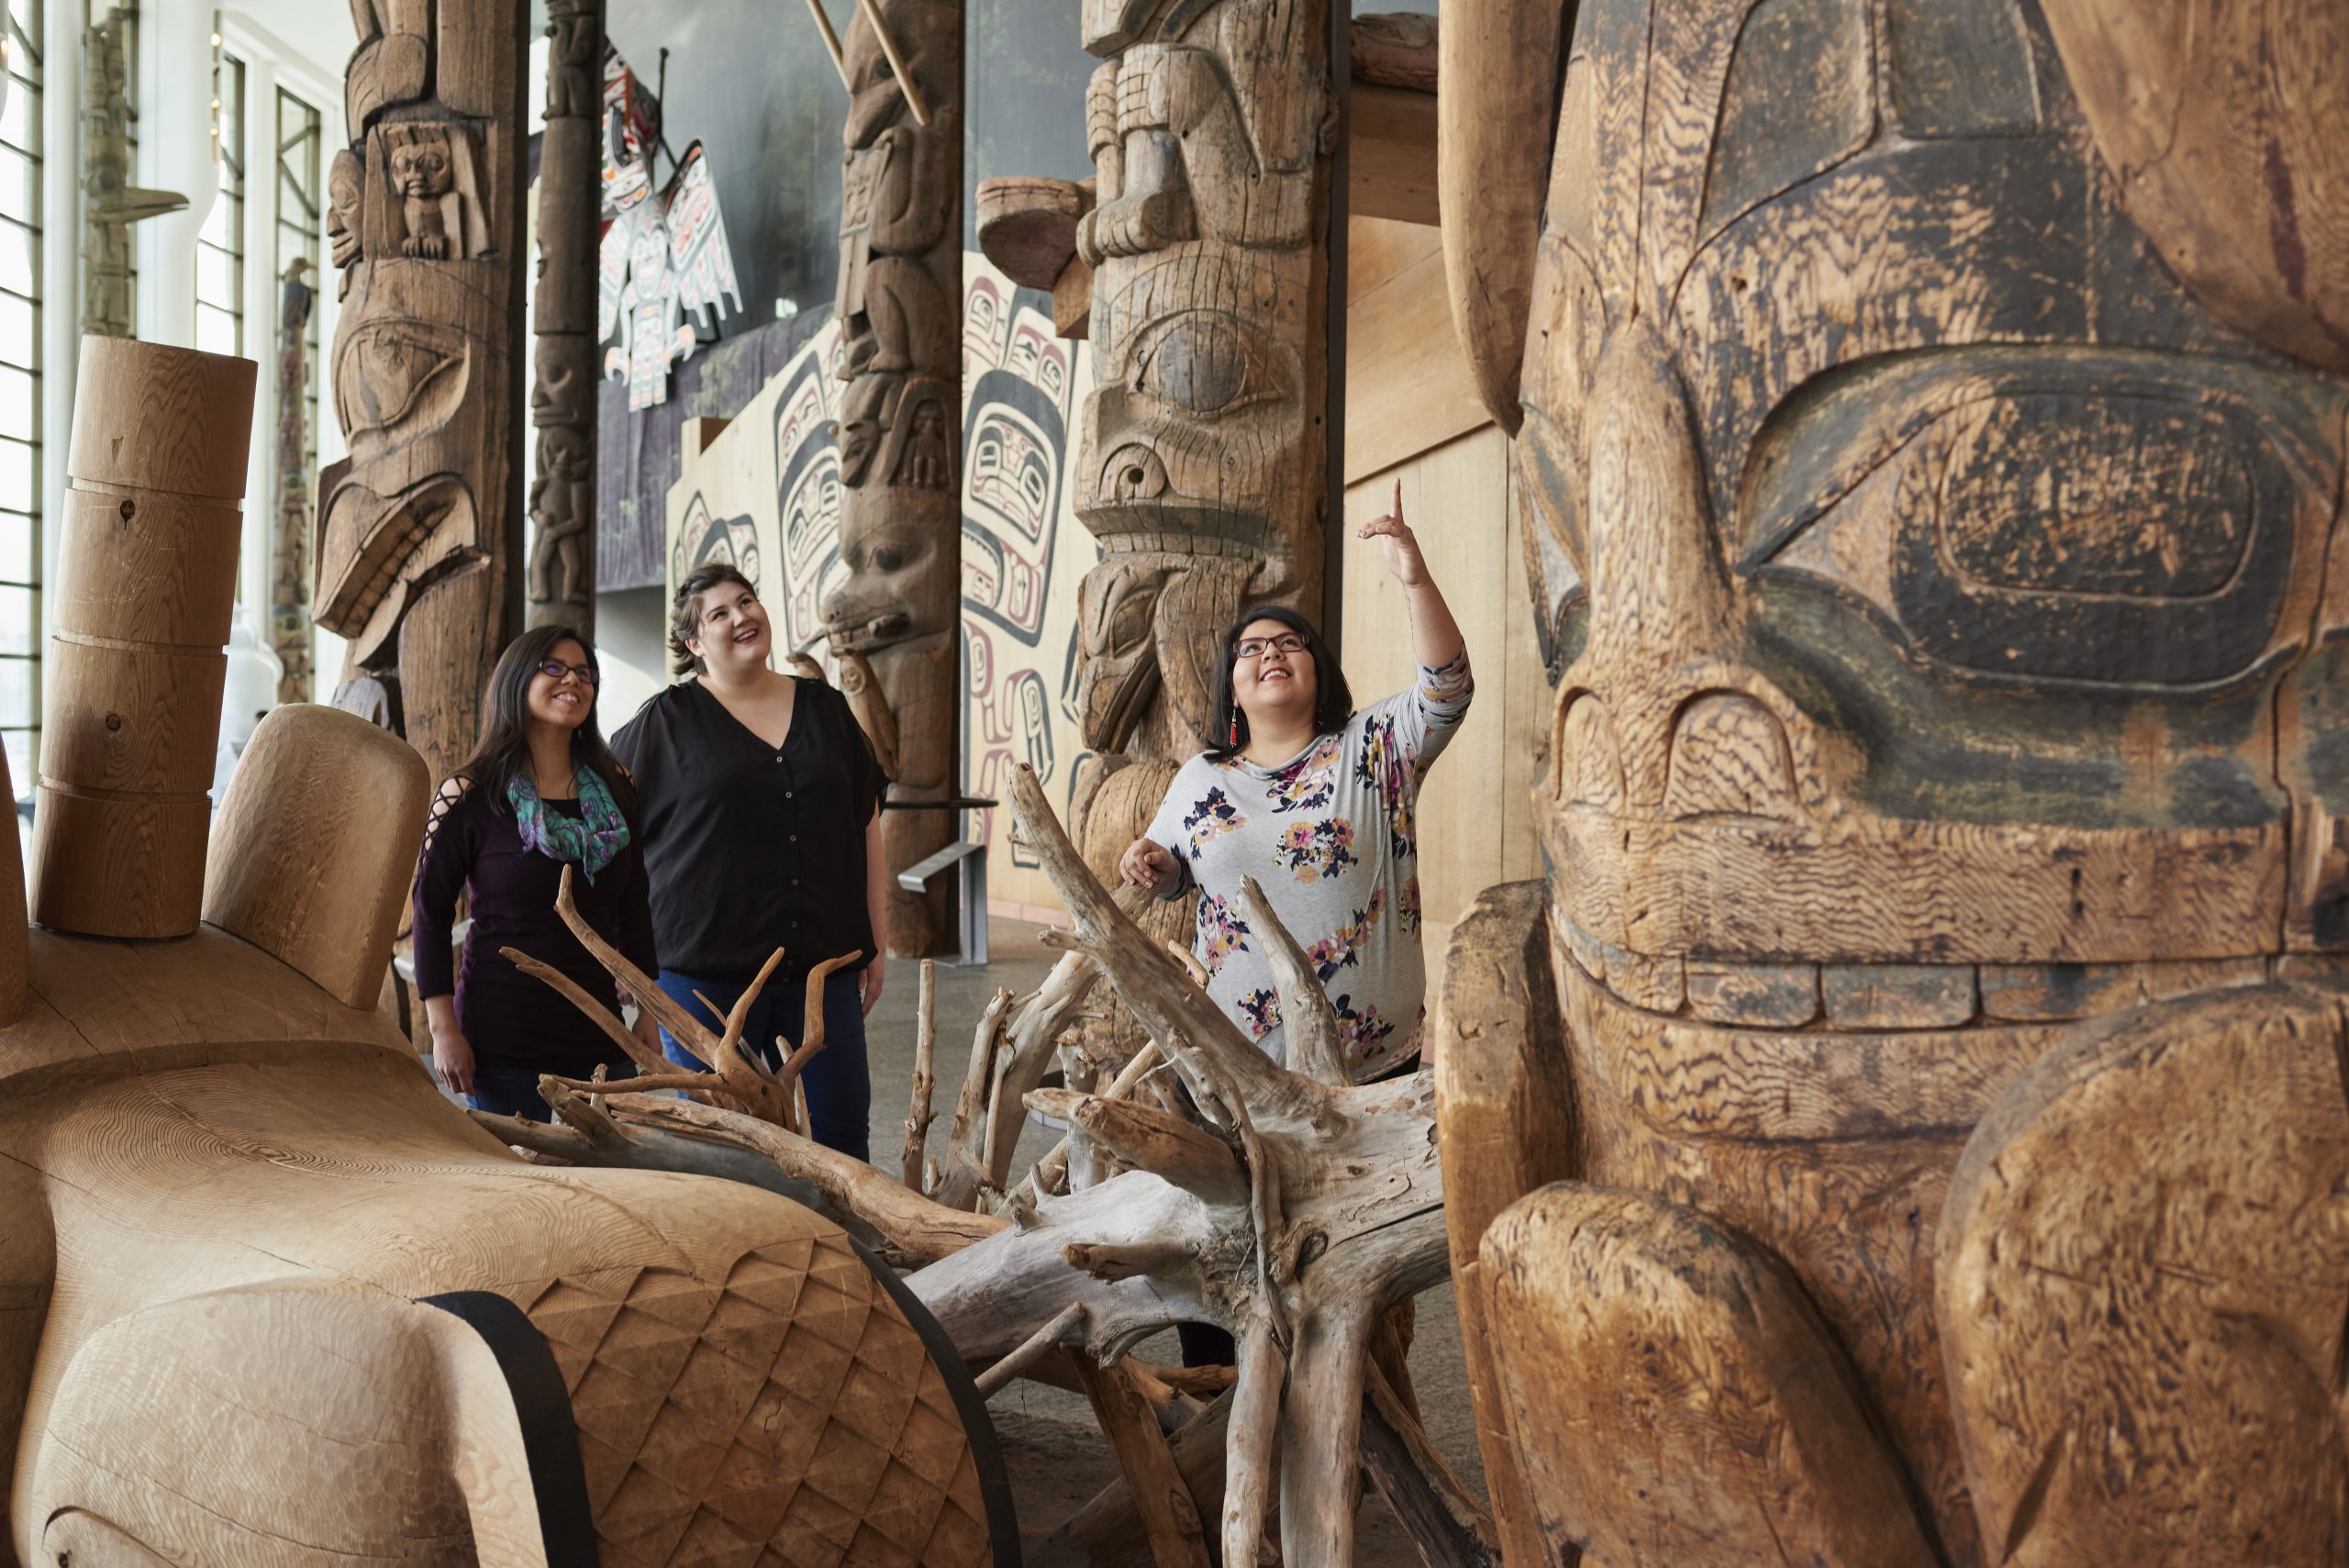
[412,626,661,1121]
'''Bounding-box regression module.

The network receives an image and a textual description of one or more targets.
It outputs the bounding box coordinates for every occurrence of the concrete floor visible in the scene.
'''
[861,918,1486,1563]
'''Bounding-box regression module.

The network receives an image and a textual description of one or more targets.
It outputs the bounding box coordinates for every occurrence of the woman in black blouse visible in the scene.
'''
[413,625,660,1121]
[611,563,890,1161]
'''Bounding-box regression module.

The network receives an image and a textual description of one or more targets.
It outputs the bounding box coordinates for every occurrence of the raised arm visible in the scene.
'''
[1360,476,1464,673]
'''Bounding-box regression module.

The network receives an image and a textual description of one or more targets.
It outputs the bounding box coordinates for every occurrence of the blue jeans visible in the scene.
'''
[656,966,872,1162]
[468,1060,638,1124]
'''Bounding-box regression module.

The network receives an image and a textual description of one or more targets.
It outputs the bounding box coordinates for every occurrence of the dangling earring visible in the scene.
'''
[1229,710,1241,747]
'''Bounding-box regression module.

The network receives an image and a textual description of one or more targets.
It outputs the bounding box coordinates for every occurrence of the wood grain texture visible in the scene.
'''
[202,706,430,1011]
[1430,881,1572,1568]
[824,0,964,955]
[1352,83,1438,227]
[1453,0,2349,1561]
[1436,0,1568,433]
[1352,12,1437,92]
[1480,1184,1940,1568]
[974,175,1089,290]
[1074,1358,1214,1568]
[33,338,255,940]
[1938,984,2349,1566]
[2041,0,2349,373]
[318,0,522,787]
[1344,233,1490,483]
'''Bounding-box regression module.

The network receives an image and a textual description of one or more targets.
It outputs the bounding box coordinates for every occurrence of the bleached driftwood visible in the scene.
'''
[497,762,1451,1567]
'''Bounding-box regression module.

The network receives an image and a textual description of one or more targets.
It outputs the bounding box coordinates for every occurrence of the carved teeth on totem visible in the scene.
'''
[1560,915,2314,1031]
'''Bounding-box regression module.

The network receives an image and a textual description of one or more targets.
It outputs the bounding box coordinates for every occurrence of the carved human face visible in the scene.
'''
[1518,0,2349,1548]
[389,138,452,199]
[1529,0,2349,979]
[525,638,596,733]
[1071,0,1329,634]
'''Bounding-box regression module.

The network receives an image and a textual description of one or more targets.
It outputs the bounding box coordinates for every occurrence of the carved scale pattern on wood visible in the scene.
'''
[1432,0,2349,1563]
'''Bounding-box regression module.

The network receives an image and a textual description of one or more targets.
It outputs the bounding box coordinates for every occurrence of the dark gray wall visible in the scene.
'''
[605,1,850,326]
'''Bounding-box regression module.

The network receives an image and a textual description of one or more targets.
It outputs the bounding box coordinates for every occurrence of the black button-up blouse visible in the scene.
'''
[610,677,887,984]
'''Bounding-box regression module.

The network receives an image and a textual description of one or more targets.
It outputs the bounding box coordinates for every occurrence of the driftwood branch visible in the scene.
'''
[1074,1358,1215,1568]
[1361,1358,1501,1568]
[496,945,669,1076]
[973,1300,1087,1398]
[902,958,938,1189]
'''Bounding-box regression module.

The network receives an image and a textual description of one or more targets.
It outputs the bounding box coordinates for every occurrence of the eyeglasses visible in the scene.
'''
[1233,634,1308,661]
[536,660,599,686]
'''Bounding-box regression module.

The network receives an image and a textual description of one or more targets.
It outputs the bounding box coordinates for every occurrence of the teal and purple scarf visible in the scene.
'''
[508,765,629,883]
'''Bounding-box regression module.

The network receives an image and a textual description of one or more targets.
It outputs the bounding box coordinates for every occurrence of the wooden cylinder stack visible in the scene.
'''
[31,337,258,938]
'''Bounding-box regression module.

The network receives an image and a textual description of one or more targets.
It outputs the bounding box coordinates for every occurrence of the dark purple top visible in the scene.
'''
[409,779,658,1073]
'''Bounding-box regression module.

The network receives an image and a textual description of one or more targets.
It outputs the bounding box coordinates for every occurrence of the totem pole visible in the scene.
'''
[314,0,524,784]
[1431,2,2349,1564]
[527,0,603,634]
[79,6,185,339]
[977,0,1336,1048]
[819,0,963,956]
[268,259,315,704]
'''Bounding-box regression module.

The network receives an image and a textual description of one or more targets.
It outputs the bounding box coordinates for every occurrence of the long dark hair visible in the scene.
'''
[1206,603,1353,762]
[670,561,757,676]
[453,625,637,821]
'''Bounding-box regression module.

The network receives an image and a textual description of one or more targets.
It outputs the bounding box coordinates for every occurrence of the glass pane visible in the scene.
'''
[0,658,34,725]
[196,244,233,305]
[0,512,32,582]
[0,76,31,153]
[0,223,29,296]
[4,729,33,800]
[0,153,28,226]
[0,364,30,436]
[0,291,31,368]
[0,438,32,512]
[0,585,32,654]
[195,303,237,356]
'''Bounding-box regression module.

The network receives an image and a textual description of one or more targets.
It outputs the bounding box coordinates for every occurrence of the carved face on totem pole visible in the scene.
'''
[820,0,961,696]
[1066,0,1331,760]
[1455,1,2349,1562]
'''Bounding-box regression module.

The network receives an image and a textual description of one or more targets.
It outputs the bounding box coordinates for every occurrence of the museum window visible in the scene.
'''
[274,85,320,481]
[195,46,242,357]
[0,0,41,801]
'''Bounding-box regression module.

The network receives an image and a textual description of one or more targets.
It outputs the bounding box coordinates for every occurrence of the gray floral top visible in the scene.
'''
[1145,651,1475,1080]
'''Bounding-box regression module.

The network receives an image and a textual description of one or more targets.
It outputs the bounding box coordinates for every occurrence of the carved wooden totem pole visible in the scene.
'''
[314,0,524,784]
[528,0,602,634]
[79,6,185,339]
[977,0,1336,1051]
[1433,2,2349,1564]
[819,0,963,956]
[270,259,317,704]
[3,337,1009,1568]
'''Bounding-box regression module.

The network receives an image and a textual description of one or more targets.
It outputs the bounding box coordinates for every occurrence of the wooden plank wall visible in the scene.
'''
[1339,217,1546,984]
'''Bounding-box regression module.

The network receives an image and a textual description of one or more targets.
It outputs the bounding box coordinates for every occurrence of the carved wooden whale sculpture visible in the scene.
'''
[0,338,1011,1568]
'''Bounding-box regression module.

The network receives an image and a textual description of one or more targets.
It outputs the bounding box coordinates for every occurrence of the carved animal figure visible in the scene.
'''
[822,0,965,956]
[1431,1,2349,1564]
[316,0,516,786]
[391,131,456,259]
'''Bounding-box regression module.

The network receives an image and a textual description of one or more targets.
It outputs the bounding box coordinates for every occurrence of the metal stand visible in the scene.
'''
[885,795,997,966]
